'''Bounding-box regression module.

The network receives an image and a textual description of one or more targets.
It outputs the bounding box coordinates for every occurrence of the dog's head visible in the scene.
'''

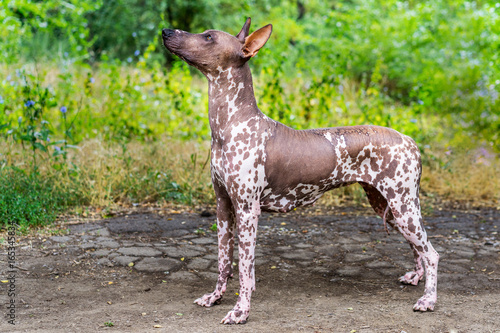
[162,18,272,76]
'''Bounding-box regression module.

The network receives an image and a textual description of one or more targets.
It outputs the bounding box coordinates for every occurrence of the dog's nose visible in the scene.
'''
[162,29,175,38]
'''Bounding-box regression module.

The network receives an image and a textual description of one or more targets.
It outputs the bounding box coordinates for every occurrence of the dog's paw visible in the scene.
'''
[413,295,436,312]
[399,271,423,285]
[194,292,222,307]
[220,307,249,324]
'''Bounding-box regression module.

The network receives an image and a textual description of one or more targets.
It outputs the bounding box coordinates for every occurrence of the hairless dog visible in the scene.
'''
[162,18,439,324]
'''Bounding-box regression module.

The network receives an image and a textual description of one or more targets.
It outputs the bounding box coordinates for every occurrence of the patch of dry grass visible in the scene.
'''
[75,138,214,207]
[421,151,499,205]
[1,139,497,212]
[1,138,214,209]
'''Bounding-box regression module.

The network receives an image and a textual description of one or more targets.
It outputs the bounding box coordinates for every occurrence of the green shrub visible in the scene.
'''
[0,168,64,231]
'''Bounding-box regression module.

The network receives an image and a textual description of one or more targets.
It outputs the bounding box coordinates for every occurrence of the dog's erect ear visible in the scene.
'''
[242,24,272,58]
[236,17,251,42]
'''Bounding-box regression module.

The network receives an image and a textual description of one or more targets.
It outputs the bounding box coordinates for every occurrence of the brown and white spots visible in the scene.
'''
[225,82,245,122]
[261,183,323,212]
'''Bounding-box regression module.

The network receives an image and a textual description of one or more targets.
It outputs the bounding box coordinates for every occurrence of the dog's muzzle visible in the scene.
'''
[162,29,175,39]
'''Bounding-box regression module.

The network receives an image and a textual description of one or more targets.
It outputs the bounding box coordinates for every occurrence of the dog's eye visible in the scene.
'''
[205,34,212,41]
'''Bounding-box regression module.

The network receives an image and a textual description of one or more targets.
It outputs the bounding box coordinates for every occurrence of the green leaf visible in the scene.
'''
[33,142,47,152]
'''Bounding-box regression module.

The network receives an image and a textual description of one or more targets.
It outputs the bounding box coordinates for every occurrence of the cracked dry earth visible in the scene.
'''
[1,206,499,333]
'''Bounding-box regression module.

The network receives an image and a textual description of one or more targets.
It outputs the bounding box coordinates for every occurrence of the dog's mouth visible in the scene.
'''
[178,55,195,66]
[162,34,195,67]
[166,48,195,66]
[163,45,197,68]
[162,30,206,71]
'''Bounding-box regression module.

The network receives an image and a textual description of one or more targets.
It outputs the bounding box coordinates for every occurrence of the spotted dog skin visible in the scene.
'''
[162,18,439,324]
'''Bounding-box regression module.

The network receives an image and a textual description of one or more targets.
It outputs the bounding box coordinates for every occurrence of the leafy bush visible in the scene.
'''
[0,0,100,62]
[1,0,498,151]
[0,168,64,230]
[300,0,500,149]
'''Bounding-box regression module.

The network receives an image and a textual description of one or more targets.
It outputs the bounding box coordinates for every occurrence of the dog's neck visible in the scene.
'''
[207,64,262,138]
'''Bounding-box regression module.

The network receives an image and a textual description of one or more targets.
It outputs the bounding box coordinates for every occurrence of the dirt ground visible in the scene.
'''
[1,205,499,333]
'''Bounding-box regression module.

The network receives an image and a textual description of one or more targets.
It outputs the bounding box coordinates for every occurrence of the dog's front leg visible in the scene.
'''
[221,201,260,324]
[194,186,235,307]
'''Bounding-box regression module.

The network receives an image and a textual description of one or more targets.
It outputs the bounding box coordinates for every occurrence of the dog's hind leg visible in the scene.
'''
[359,183,395,234]
[194,182,236,307]
[400,242,425,285]
[360,183,428,286]
[389,198,439,311]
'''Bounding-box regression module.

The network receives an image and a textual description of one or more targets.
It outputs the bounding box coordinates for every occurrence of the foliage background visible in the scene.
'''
[0,0,498,228]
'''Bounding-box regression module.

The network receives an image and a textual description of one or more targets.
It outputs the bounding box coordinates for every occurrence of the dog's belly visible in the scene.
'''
[260,181,350,212]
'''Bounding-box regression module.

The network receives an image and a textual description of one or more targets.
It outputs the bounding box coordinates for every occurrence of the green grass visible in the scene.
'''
[0,168,66,231]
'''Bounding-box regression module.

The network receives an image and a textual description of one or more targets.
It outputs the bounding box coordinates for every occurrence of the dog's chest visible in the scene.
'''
[210,118,272,200]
